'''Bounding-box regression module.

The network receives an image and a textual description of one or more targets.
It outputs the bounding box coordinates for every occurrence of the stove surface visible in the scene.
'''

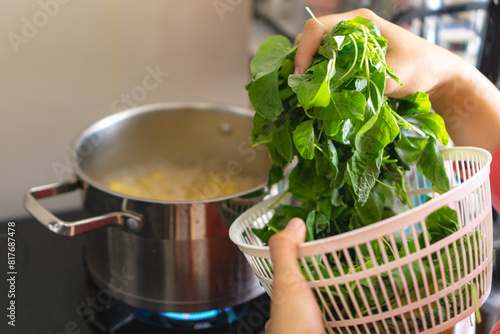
[6,210,499,334]
[0,213,267,334]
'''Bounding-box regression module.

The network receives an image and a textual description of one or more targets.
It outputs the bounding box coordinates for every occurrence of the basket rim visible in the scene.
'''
[229,146,492,257]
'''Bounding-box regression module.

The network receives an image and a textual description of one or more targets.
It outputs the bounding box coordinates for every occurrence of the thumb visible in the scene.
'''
[268,218,306,277]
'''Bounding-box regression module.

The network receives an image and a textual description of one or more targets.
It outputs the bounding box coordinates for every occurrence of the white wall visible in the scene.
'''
[0,0,252,220]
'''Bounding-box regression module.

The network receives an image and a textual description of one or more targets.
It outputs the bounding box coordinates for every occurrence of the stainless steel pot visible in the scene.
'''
[24,102,274,313]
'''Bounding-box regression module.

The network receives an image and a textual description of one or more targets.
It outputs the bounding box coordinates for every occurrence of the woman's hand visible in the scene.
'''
[265,218,325,334]
[294,8,500,153]
[294,8,454,98]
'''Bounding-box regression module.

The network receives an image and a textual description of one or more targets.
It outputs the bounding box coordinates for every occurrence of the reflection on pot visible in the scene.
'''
[24,103,276,313]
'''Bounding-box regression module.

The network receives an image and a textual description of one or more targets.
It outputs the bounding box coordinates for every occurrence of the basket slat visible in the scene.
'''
[229,147,493,333]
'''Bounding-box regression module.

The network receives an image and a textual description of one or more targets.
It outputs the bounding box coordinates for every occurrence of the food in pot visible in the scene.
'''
[100,159,266,201]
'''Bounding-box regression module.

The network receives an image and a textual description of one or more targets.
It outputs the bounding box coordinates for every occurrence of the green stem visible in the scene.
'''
[335,34,358,85]
[370,80,383,112]
[326,54,337,94]
[318,125,324,141]
[305,7,331,33]
[267,224,281,234]
[364,55,371,103]
[359,27,371,106]
[375,178,395,189]
[268,189,290,210]
[363,26,386,61]
[314,143,330,159]
[389,108,427,137]
[332,219,342,235]
[303,107,314,119]
[397,168,412,209]
[322,308,334,334]
[383,237,397,258]
[382,156,398,163]
[472,282,482,324]
[358,30,368,69]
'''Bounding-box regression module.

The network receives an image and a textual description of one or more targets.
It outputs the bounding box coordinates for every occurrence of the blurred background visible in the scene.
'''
[252,0,498,68]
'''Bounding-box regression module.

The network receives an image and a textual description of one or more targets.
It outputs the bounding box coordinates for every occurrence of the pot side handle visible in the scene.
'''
[23,178,143,236]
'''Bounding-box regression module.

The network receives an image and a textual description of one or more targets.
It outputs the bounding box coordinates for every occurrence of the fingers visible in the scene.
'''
[268,218,310,314]
[294,19,328,74]
[265,319,271,333]
[268,218,306,279]
[267,218,325,333]
[294,9,381,74]
[294,32,302,46]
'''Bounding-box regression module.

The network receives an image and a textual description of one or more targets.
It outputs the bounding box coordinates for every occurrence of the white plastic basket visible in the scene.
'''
[229,147,493,334]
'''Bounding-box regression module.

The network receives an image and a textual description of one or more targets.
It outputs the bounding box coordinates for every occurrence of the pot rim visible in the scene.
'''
[69,102,269,205]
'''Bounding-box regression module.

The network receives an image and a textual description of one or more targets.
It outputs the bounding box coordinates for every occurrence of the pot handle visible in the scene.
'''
[23,178,143,236]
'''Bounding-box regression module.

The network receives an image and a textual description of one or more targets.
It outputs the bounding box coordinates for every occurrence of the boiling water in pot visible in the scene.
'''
[100,159,267,201]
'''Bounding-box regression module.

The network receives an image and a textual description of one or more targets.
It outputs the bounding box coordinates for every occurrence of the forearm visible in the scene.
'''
[428,51,500,153]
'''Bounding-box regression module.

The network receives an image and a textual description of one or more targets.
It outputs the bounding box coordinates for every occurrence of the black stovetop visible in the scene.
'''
[0,212,268,334]
[4,210,500,334]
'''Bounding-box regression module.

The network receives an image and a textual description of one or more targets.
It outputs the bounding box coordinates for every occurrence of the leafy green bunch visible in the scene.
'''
[246,17,451,243]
